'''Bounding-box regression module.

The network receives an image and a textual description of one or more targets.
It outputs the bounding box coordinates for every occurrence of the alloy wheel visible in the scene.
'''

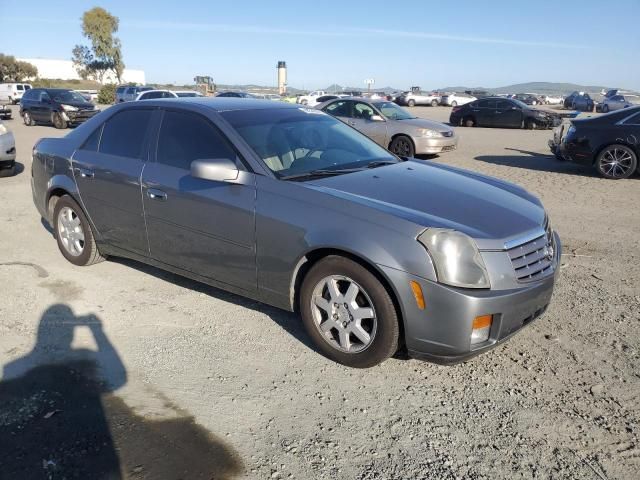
[57,206,85,256]
[310,275,377,354]
[599,147,635,178]
[391,137,413,156]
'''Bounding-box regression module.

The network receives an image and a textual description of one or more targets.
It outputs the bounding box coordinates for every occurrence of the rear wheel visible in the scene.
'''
[23,111,35,126]
[463,116,475,127]
[524,119,535,130]
[602,104,609,113]
[389,135,415,157]
[300,256,400,368]
[53,195,104,266]
[52,112,68,129]
[595,144,637,179]
[451,101,458,107]
[430,99,438,107]
[407,99,415,107]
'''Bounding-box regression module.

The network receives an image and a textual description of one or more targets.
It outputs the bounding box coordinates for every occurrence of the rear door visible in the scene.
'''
[474,99,494,126]
[141,108,257,292]
[32,90,52,122]
[494,99,522,127]
[72,108,155,255]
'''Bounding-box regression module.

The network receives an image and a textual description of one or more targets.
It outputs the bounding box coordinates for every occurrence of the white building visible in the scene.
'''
[19,58,146,85]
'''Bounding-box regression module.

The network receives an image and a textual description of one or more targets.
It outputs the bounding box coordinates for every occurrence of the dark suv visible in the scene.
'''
[20,88,98,129]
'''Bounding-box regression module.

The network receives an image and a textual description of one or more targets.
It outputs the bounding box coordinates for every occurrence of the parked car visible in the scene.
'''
[394,91,440,107]
[135,90,179,101]
[541,94,563,105]
[216,91,256,98]
[317,97,457,157]
[31,98,560,367]
[513,94,541,105]
[0,83,32,104]
[557,107,640,179]
[440,93,476,107]
[450,97,560,129]
[296,90,328,106]
[600,94,640,113]
[174,91,204,98]
[75,90,99,102]
[464,90,491,98]
[315,94,348,104]
[0,120,16,176]
[0,102,11,120]
[563,92,594,111]
[116,85,152,103]
[20,88,99,129]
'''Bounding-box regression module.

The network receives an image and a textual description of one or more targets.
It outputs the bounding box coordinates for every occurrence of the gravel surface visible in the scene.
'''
[0,104,638,479]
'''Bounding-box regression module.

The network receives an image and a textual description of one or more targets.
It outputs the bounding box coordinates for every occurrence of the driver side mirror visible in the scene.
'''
[191,158,239,183]
[370,114,384,122]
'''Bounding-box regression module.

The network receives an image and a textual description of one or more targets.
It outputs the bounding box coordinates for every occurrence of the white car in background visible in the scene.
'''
[0,121,16,177]
[297,90,327,106]
[542,94,563,105]
[135,90,179,101]
[174,90,204,98]
[0,83,32,104]
[440,92,476,107]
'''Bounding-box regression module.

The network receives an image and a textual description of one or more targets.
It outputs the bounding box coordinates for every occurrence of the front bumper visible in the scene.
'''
[0,132,16,162]
[378,232,561,364]
[412,135,458,154]
[61,108,99,124]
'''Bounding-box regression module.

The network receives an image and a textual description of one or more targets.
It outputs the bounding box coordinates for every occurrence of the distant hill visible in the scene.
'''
[437,82,635,95]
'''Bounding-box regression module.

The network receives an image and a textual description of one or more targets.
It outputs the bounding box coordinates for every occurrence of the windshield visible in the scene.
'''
[372,101,415,120]
[222,108,396,178]
[52,90,88,103]
[511,99,529,109]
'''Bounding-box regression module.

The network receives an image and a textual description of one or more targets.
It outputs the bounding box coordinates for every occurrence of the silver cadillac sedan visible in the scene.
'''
[31,98,560,368]
[316,97,458,157]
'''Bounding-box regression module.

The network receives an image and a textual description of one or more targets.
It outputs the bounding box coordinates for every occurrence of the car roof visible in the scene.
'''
[118,97,302,112]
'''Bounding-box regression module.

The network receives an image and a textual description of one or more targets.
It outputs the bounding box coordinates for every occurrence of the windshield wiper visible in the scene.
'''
[366,160,400,168]
[280,168,361,181]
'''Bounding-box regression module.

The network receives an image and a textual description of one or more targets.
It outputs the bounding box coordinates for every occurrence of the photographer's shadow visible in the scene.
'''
[0,304,242,479]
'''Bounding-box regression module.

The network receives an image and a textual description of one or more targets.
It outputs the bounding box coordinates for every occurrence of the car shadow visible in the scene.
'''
[475,148,606,177]
[0,303,242,479]
[112,257,319,354]
[0,161,23,178]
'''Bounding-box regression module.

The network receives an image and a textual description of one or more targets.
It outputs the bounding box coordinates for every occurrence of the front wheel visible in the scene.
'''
[450,101,458,107]
[595,144,637,179]
[389,135,415,157]
[23,111,35,126]
[52,112,68,129]
[407,99,415,107]
[463,116,475,127]
[430,99,438,107]
[300,256,400,368]
[53,195,104,266]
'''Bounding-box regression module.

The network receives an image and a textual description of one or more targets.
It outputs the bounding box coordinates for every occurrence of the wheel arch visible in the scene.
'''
[289,247,407,344]
[388,133,415,151]
[45,176,80,221]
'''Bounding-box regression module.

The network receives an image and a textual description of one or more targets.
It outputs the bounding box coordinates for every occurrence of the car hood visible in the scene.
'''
[394,117,452,132]
[306,161,545,250]
[55,99,95,109]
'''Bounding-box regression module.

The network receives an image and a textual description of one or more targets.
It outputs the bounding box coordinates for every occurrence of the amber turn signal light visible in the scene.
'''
[472,314,492,330]
[410,281,425,310]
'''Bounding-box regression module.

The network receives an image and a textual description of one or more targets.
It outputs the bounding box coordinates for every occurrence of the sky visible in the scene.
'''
[1,0,639,90]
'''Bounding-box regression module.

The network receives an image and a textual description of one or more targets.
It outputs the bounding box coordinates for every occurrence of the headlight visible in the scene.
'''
[61,104,78,112]
[417,128,443,138]
[418,229,490,288]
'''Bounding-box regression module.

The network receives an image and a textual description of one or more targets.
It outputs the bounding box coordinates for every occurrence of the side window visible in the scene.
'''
[477,99,490,108]
[80,125,103,151]
[40,91,51,103]
[22,89,35,100]
[623,112,640,125]
[353,102,375,120]
[116,87,125,94]
[17,85,24,91]
[157,110,238,170]
[99,109,153,159]
[496,100,512,110]
[324,100,350,117]
[162,92,174,98]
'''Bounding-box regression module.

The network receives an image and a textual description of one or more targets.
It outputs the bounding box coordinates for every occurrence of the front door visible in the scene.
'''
[494,100,522,128]
[349,101,388,146]
[72,108,154,256]
[142,109,257,292]
[32,91,52,122]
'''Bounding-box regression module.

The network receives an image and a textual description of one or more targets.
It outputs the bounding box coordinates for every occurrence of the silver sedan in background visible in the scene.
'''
[0,120,16,176]
[317,97,458,157]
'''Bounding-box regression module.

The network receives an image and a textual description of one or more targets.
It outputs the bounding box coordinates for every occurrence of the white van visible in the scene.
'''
[0,83,33,104]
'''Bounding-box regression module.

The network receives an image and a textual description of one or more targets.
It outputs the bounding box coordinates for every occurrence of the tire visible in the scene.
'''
[602,104,609,113]
[388,135,415,157]
[300,256,400,368]
[524,119,535,130]
[407,99,415,107]
[463,116,475,127]
[23,111,35,126]
[451,101,458,107]
[53,195,104,266]
[595,144,637,180]
[52,112,68,129]
[0,163,15,177]
[430,99,438,107]
[300,99,308,106]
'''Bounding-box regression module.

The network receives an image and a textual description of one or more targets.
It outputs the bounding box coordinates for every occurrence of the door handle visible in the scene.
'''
[147,188,167,201]
[75,167,94,178]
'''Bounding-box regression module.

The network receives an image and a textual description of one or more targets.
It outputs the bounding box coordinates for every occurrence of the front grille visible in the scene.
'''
[441,145,456,152]
[507,224,555,282]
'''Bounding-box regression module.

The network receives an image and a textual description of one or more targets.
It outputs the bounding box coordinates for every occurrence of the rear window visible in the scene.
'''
[17,85,24,90]
[99,109,153,159]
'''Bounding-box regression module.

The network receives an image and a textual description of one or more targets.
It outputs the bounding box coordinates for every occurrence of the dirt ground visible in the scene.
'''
[0,104,638,479]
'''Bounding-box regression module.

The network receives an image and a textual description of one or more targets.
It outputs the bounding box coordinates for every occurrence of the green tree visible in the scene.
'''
[71,7,125,83]
[0,54,38,82]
